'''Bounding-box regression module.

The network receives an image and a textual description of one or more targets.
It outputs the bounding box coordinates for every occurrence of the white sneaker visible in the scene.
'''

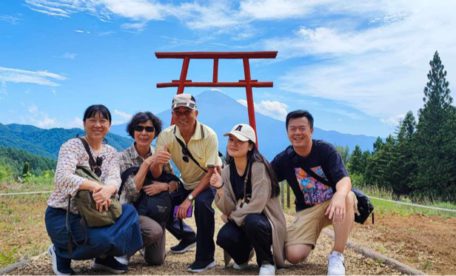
[327,251,345,275]
[114,255,129,265]
[259,263,275,275]
[233,262,249,270]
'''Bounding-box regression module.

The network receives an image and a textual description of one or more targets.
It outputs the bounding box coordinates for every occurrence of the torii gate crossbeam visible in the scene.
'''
[155,51,278,145]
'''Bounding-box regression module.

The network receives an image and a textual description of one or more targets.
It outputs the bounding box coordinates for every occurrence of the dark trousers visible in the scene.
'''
[45,204,143,260]
[217,213,273,267]
[166,184,215,262]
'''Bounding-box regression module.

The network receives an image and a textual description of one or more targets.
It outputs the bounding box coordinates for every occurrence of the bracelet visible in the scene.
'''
[215,182,224,190]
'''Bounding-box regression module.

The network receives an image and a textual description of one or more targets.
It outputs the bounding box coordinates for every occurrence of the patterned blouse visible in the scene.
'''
[47,138,121,213]
[118,144,174,204]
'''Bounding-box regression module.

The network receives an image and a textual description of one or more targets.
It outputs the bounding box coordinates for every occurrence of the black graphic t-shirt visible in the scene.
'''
[271,140,348,211]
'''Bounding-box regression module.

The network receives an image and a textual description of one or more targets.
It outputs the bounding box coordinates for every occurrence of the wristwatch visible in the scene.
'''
[187,194,194,201]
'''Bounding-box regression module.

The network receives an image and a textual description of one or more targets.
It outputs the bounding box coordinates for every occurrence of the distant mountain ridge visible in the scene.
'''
[111,91,377,160]
[0,123,132,159]
[0,92,376,161]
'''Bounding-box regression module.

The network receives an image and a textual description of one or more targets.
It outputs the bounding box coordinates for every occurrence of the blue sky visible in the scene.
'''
[1,0,455,137]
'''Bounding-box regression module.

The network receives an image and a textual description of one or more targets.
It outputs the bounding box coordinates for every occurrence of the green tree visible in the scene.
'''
[413,51,455,201]
[348,145,364,174]
[391,111,417,199]
[22,161,30,177]
[336,145,350,166]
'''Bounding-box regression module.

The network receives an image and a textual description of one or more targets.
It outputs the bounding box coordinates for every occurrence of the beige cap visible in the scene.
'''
[172,94,197,110]
[224,123,256,144]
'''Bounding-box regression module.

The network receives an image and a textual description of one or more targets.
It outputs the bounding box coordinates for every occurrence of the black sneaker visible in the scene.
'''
[170,237,196,254]
[48,245,74,275]
[187,260,216,273]
[92,256,128,274]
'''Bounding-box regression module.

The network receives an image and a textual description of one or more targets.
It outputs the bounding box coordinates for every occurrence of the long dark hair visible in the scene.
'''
[226,142,280,198]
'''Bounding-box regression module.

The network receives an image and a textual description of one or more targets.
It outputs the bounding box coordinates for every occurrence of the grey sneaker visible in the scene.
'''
[233,262,249,270]
[187,260,216,273]
[48,245,74,275]
[327,251,345,275]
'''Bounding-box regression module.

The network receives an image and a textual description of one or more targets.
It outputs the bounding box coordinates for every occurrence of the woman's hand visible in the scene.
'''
[92,185,116,206]
[209,170,223,189]
[143,182,168,196]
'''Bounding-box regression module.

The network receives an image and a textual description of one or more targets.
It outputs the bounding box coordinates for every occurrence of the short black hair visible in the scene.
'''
[127,112,162,138]
[286,110,314,130]
[83,104,112,125]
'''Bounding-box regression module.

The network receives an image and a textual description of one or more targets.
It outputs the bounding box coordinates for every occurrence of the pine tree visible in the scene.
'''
[392,111,417,199]
[413,51,455,201]
[348,145,364,174]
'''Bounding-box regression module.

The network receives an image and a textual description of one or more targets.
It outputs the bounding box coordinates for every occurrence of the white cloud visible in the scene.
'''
[0,15,20,24]
[26,104,58,128]
[270,0,456,122]
[113,109,132,124]
[0,66,66,86]
[61,52,77,59]
[67,117,83,129]
[121,21,147,31]
[237,99,288,121]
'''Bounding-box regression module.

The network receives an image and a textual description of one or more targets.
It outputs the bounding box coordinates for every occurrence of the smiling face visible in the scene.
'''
[133,120,155,148]
[172,106,198,133]
[227,134,253,158]
[83,112,110,142]
[287,116,313,152]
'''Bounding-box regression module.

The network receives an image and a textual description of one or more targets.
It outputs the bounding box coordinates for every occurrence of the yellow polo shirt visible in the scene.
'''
[156,121,221,190]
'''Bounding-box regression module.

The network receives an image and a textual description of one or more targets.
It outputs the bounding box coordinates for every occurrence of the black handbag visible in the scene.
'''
[120,166,175,225]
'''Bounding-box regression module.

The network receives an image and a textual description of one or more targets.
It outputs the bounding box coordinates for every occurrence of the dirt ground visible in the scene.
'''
[7,212,398,275]
[350,213,456,274]
[5,205,456,274]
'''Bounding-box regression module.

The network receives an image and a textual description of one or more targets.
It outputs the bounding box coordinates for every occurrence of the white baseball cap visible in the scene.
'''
[224,123,256,144]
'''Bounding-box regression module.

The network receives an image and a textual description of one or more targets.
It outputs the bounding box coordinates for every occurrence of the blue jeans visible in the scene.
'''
[45,204,143,260]
[167,184,215,262]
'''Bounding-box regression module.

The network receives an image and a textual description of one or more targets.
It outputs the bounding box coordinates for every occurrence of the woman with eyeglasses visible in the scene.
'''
[210,124,286,276]
[118,112,178,266]
[45,104,143,275]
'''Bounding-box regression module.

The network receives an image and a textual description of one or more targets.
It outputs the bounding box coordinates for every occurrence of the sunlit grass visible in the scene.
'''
[0,194,49,268]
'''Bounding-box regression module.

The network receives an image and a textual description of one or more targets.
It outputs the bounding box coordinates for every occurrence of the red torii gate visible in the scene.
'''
[155,51,277,145]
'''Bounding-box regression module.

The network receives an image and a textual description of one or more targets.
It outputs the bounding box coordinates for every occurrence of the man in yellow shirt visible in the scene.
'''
[152,94,221,273]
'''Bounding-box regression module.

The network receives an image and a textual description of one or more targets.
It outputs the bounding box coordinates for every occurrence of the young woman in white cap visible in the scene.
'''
[210,123,286,276]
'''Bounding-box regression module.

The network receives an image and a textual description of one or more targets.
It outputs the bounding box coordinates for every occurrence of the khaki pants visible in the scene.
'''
[139,215,166,265]
[286,192,356,248]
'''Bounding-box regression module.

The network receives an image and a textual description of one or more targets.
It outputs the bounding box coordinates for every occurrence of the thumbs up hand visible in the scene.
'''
[210,169,223,189]
[152,144,171,165]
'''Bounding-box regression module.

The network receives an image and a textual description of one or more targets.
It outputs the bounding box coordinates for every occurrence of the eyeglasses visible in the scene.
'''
[134,126,155,133]
[93,156,103,177]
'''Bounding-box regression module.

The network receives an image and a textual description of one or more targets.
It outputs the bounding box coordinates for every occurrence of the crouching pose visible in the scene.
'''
[45,105,143,275]
[271,110,356,275]
[211,124,286,276]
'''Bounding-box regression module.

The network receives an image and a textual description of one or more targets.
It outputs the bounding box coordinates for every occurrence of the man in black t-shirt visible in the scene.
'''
[271,110,355,276]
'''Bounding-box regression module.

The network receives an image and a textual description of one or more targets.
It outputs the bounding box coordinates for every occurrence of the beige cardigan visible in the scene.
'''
[215,161,287,267]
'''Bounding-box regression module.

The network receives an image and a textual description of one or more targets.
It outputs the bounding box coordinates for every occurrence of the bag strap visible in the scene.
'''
[78,137,97,172]
[240,160,252,207]
[173,129,208,173]
[119,166,140,197]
